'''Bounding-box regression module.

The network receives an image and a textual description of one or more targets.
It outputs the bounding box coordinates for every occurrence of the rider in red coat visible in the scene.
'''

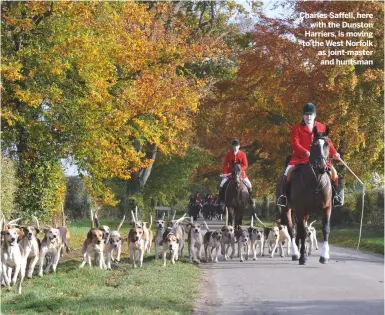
[220,139,253,204]
[277,103,343,207]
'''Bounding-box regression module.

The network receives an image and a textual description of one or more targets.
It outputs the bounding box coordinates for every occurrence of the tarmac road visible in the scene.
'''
[193,219,384,315]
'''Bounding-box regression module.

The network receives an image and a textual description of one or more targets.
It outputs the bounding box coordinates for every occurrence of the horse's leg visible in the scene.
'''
[299,217,308,265]
[284,208,299,260]
[319,206,331,264]
[229,208,235,227]
[235,206,244,229]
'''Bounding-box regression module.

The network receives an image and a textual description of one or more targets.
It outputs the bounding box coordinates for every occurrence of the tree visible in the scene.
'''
[196,0,384,196]
[0,154,18,219]
[1,2,231,217]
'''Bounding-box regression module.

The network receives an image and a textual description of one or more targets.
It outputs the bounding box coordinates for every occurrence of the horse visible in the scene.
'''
[221,163,249,229]
[278,126,333,265]
[202,203,215,220]
[188,202,201,221]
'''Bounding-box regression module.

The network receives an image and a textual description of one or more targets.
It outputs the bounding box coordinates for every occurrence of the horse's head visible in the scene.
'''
[310,126,330,173]
[231,162,242,184]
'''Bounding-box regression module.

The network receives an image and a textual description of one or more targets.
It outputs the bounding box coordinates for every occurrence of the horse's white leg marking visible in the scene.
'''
[321,241,330,259]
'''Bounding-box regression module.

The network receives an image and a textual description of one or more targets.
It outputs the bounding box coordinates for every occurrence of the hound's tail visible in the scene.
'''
[203,221,210,231]
[32,215,40,231]
[254,213,266,228]
[116,215,126,231]
[308,220,317,228]
[90,209,94,229]
[148,215,153,230]
[131,210,136,226]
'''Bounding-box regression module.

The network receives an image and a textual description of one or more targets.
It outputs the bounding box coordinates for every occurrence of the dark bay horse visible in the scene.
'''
[280,127,333,265]
[221,163,249,229]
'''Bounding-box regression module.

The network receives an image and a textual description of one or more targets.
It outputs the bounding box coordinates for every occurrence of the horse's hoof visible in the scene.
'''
[319,256,329,264]
[292,255,299,261]
[299,257,308,265]
[240,259,243,262]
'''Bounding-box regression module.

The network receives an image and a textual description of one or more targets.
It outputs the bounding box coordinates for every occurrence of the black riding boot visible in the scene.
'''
[277,176,289,207]
[331,181,343,207]
[219,186,224,202]
[248,187,254,205]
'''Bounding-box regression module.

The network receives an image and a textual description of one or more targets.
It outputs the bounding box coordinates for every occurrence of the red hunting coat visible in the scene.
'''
[223,150,248,179]
[289,121,337,165]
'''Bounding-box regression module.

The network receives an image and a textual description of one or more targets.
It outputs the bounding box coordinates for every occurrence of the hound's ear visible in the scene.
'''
[186,223,192,229]
[325,126,330,136]
[176,238,179,244]
[44,228,50,234]
[120,237,123,242]
[87,230,93,239]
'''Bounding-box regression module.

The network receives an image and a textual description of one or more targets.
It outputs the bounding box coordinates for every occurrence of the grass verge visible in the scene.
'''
[1,220,200,315]
[329,225,384,255]
[243,216,383,255]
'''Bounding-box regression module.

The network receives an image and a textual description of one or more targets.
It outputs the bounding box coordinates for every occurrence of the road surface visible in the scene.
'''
[193,219,384,315]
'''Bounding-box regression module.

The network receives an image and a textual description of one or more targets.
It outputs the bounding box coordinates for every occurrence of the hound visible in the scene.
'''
[277,223,291,258]
[79,228,105,269]
[305,220,318,256]
[1,216,25,294]
[130,209,152,255]
[18,216,40,278]
[221,208,235,260]
[265,226,280,258]
[248,215,264,260]
[58,226,70,257]
[106,215,125,270]
[93,210,110,268]
[186,218,203,264]
[203,222,222,263]
[154,214,166,260]
[237,227,250,262]
[128,226,146,268]
[166,213,187,257]
[94,211,111,243]
[161,230,180,267]
[39,227,63,276]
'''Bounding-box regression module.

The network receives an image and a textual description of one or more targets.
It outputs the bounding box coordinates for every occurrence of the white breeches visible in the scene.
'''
[284,165,295,176]
[220,177,251,189]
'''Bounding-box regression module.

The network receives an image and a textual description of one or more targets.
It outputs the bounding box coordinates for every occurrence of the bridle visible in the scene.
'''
[302,136,330,194]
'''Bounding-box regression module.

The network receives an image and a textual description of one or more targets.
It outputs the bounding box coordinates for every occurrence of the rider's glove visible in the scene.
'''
[333,153,340,160]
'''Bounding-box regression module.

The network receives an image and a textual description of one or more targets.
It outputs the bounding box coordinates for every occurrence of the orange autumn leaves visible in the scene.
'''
[2,2,229,204]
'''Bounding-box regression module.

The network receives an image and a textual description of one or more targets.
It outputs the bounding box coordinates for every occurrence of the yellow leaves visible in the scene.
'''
[14,89,42,107]
[1,60,23,82]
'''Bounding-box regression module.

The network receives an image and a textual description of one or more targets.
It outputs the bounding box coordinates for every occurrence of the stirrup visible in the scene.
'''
[277,195,287,207]
[333,196,343,208]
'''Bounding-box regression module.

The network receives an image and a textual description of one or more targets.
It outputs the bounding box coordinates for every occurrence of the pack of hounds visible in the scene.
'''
[1,208,318,295]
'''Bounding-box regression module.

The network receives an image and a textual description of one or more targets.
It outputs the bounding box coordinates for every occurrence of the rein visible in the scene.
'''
[300,168,328,194]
